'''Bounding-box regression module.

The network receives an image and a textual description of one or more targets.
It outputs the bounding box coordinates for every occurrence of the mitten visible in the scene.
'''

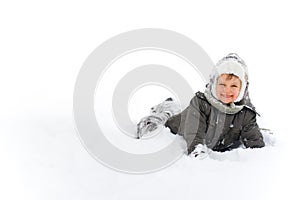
[189,144,210,159]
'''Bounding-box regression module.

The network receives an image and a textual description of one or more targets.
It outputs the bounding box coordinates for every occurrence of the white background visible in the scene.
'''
[1,0,299,200]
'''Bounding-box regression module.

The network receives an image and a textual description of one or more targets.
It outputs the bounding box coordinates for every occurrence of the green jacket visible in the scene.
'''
[165,92,265,154]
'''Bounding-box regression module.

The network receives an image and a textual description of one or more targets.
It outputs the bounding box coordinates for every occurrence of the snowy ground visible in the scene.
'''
[1,1,300,200]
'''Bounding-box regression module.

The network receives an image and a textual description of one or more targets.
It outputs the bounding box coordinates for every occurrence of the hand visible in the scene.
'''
[189,144,210,159]
[136,115,161,139]
[136,97,181,139]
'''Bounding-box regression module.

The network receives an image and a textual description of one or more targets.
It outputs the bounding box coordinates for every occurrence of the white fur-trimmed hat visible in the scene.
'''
[210,53,249,103]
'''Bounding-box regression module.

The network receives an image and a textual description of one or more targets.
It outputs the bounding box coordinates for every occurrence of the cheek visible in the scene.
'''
[232,88,241,96]
[216,86,223,95]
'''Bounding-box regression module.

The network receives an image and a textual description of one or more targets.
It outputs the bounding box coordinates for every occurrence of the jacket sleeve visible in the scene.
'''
[182,96,209,154]
[241,110,265,148]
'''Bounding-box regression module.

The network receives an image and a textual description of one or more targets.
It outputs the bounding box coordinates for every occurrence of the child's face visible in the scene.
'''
[216,74,241,104]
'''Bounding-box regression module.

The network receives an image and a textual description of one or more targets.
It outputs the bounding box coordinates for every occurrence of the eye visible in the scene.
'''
[231,85,238,88]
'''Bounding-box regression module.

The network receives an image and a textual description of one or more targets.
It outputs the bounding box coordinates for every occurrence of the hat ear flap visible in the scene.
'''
[243,81,249,99]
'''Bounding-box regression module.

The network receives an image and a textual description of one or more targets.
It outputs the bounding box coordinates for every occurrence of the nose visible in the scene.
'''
[224,86,232,94]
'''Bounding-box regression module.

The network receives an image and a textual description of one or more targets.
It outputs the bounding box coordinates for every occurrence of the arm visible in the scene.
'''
[241,110,265,148]
[182,96,209,154]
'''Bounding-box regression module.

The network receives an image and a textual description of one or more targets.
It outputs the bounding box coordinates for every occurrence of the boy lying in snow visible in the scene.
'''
[137,53,265,159]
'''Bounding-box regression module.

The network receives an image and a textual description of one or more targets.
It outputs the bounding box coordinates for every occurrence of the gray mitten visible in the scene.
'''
[136,98,181,139]
[189,144,210,159]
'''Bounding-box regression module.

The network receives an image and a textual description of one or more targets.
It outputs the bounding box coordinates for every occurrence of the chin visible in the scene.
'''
[221,99,234,104]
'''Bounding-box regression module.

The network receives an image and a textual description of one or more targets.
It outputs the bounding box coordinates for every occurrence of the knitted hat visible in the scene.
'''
[210,53,249,103]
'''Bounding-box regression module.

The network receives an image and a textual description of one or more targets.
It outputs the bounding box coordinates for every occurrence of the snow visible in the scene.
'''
[1,1,300,200]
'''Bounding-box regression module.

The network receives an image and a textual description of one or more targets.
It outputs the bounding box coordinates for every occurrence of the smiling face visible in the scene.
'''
[216,74,242,104]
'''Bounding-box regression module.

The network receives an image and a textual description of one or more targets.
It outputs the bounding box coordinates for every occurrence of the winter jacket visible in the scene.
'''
[165,91,265,154]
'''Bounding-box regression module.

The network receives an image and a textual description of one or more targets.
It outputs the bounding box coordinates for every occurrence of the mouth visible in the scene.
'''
[221,94,234,99]
[219,94,236,103]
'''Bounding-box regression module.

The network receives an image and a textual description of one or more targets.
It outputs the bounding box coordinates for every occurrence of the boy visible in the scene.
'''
[137,53,265,158]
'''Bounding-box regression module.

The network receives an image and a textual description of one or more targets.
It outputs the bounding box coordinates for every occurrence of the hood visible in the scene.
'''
[209,53,249,103]
[204,53,252,114]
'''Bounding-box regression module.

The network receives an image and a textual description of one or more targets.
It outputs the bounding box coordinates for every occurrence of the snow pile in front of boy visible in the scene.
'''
[2,100,289,200]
